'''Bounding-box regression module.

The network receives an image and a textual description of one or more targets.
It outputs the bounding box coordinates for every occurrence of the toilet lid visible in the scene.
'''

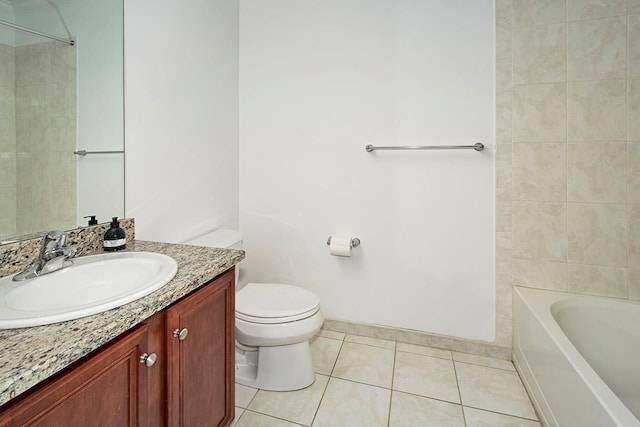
[236,283,320,323]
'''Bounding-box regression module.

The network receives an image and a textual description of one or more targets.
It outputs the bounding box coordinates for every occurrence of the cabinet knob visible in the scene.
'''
[139,352,157,368]
[173,328,189,341]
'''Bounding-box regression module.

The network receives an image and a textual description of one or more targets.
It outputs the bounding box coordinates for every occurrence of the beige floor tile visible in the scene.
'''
[332,342,395,388]
[309,336,343,375]
[389,391,465,427]
[231,407,244,427]
[317,329,345,340]
[464,407,541,426]
[345,334,396,349]
[396,342,452,360]
[393,351,460,404]
[235,410,305,427]
[247,374,329,426]
[452,352,515,371]
[311,377,391,427]
[236,383,258,408]
[456,363,537,420]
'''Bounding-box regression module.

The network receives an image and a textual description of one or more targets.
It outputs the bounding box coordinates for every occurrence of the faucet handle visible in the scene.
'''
[39,230,67,258]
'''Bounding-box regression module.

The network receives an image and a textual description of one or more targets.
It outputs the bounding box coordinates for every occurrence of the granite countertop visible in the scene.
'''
[0,240,245,407]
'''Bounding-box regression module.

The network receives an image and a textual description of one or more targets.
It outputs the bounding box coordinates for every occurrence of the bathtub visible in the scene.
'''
[513,286,640,427]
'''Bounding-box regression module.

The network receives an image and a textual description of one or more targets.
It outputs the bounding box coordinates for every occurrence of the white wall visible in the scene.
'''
[124,0,239,243]
[239,0,495,340]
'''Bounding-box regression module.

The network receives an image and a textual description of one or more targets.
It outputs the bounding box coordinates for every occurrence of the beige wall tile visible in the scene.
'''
[512,259,568,291]
[567,142,626,203]
[567,17,627,81]
[629,204,640,267]
[568,203,627,266]
[630,78,640,141]
[494,316,514,351]
[496,144,512,189]
[323,318,348,333]
[629,268,640,299]
[513,142,566,201]
[396,329,452,350]
[567,79,627,141]
[513,202,567,261]
[496,91,513,145]
[496,0,513,30]
[496,232,513,276]
[496,201,512,232]
[568,263,628,297]
[567,0,627,20]
[514,23,566,84]
[630,15,640,78]
[346,322,397,341]
[629,144,640,203]
[513,83,566,142]
[496,274,513,319]
[497,55,513,91]
[631,0,640,14]
[451,339,512,360]
[513,0,566,26]
[496,23,512,59]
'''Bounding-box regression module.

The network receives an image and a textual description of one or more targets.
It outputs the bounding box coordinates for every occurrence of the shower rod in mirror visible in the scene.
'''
[74,150,124,156]
[0,20,74,46]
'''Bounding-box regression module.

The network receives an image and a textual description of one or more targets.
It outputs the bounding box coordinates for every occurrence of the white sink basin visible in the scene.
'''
[0,252,178,329]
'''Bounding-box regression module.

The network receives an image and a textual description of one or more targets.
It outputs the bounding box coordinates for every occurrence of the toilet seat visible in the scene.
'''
[236,283,320,324]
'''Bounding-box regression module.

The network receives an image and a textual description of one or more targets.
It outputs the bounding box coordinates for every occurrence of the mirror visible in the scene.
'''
[0,0,124,243]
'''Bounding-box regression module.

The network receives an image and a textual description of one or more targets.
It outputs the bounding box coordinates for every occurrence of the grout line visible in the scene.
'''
[462,404,540,423]
[451,357,465,426]
[386,344,398,426]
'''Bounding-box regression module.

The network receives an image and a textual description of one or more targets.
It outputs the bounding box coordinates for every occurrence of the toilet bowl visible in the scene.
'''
[235,282,323,390]
[185,229,324,391]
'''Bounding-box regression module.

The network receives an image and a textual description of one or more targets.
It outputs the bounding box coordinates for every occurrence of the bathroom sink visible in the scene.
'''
[0,252,178,329]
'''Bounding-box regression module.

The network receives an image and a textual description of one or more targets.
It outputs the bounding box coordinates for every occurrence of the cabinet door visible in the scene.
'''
[166,269,235,427]
[0,324,149,427]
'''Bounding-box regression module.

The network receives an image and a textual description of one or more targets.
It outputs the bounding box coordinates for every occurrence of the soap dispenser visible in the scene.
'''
[103,217,126,251]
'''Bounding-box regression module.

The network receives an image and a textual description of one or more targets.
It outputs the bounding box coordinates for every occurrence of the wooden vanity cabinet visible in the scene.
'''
[0,323,151,427]
[166,268,235,427]
[0,268,235,427]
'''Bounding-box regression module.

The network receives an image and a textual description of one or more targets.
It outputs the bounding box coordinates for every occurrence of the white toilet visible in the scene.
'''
[186,229,324,391]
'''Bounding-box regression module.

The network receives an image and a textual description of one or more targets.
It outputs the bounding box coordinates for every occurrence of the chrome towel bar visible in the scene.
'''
[74,150,124,156]
[365,143,484,152]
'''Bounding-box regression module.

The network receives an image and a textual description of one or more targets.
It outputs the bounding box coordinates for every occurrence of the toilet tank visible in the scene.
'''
[185,229,243,250]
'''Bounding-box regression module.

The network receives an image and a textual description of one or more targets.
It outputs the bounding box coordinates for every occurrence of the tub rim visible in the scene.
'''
[514,286,640,427]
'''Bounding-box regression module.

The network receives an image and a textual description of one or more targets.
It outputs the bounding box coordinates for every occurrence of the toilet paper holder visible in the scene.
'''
[326,236,361,248]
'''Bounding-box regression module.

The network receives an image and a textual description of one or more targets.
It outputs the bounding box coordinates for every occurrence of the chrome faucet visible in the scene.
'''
[13,231,78,281]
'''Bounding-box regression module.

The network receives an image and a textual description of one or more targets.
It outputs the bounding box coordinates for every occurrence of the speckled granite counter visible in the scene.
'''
[0,240,244,407]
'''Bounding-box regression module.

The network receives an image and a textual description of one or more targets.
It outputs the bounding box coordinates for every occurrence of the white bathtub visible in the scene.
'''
[513,286,640,427]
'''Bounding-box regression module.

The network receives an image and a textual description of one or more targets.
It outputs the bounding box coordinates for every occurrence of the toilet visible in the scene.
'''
[186,229,324,391]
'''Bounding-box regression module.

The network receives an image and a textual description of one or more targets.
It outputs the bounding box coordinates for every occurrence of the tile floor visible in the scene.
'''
[231,331,541,427]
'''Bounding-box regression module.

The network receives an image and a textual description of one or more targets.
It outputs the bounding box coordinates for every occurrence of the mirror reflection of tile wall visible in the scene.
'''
[0,41,76,238]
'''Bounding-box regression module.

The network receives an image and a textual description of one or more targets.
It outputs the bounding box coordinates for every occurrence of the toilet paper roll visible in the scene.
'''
[329,236,352,257]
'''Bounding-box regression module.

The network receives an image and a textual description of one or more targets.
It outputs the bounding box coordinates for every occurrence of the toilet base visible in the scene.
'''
[235,341,316,391]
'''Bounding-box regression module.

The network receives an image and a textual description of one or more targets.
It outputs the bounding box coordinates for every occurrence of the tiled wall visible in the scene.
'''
[14,41,77,236]
[496,0,640,345]
[0,44,17,238]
